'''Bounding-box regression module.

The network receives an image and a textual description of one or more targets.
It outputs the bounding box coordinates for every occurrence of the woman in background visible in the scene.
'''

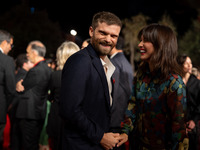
[177,54,200,150]
[46,41,80,150]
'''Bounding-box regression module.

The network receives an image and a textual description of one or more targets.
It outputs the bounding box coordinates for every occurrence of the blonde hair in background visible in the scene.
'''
[56,41,80,70]
[192,67,200,77]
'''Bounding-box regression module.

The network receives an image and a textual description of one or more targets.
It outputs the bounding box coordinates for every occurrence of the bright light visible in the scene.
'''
[70,29,77,36]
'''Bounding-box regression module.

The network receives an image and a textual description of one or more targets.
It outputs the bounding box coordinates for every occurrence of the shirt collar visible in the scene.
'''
[0,47,4,54]
[33,59,45,67]
[110,52,118,59]
[100,58,106,66]
[100,56,115,76]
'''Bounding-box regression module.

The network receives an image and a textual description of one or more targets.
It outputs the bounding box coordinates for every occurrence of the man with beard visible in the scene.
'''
[59,11,122,150]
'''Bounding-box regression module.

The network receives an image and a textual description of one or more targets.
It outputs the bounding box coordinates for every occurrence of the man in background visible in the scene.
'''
[109,36,134,150]
[0,29,15,149]
[16,41,52,150]
[9,53,34,150]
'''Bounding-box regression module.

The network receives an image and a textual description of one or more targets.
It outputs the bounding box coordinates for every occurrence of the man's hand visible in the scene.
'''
[100,132,120,150]
[116,133,128,148]
[16,79,24,92]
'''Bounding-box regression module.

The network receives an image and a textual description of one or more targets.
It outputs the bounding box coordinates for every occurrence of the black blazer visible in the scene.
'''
[10,68,28,112]
[110,52,133,128]
[48,70,62,103]
[59,44,111,150]
[16,60,52,119]
[46,70,62,138]
[0,51,15,123]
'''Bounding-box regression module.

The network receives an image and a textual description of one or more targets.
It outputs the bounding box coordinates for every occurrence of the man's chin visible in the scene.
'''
[97,48,111,55]
[102,50,112,56]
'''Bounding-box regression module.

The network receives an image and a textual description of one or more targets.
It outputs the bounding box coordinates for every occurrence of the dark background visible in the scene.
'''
[33,0,199,38]
[0,0,199,58]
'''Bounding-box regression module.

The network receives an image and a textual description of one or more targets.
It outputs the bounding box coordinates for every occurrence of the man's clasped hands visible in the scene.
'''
[100,133,128,150]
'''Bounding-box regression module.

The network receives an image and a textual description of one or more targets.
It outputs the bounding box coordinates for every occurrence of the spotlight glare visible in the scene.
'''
[70,29,77,36]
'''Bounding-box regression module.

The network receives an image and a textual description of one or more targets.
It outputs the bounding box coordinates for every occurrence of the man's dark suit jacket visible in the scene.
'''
[110,52,133,129]
[0,51,15,123]
[10,68,27,116]
[12,68,28,107]
[59,44,111,150]
[16,60,52,119]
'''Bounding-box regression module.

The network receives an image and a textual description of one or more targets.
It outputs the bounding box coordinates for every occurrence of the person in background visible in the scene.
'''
[81,38,90,49]
[177,54,200,150]
[0,29,15,149]
[46,58,56,71]
[15,53,34,82]
[46,41,80,150]
[192,67,200,80]
[117,24,188,150]
[109,36,133,150]
[59,11,122,150]
[15,40,52,150]
[9,53,34,150]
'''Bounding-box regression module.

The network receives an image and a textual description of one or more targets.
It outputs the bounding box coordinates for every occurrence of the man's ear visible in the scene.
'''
[89,26,93,37]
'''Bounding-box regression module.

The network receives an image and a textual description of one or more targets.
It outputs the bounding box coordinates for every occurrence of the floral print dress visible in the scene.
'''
[122,71,188,150]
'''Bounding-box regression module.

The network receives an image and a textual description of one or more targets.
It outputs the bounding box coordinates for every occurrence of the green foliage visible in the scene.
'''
[121,11,200,70]
[158,12,177,36]
[122,13,150,71]
[122,13,150,54]
[178,19,200,66]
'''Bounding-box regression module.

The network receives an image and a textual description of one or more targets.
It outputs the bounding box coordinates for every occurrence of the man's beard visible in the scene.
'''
[92,40,114,56]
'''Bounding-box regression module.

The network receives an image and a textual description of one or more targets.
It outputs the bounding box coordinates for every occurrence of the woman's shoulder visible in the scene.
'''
[168,73,183,82]
[167,73,185,91]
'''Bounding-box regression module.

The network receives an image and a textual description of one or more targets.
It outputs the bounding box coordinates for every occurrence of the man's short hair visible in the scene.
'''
[91,11,122,30]
[0,29,13,44]
[31,44,46,57]
[28,40,46,57]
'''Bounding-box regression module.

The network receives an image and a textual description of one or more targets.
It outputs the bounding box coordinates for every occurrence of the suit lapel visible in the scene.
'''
[87,45,111,108]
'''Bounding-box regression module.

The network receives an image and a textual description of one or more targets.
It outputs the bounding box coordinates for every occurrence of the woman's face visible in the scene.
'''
[138,36,154,63]
[183,57,193,74]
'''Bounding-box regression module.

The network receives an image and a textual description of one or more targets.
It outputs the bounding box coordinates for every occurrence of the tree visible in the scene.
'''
[178,16,200,67]
[122,13,150,72]
[0,3,65,59]
[158,12,177,36]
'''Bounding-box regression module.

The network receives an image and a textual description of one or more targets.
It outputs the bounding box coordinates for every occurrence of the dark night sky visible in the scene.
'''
[1,0,199,40]
[45,0,198,39]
